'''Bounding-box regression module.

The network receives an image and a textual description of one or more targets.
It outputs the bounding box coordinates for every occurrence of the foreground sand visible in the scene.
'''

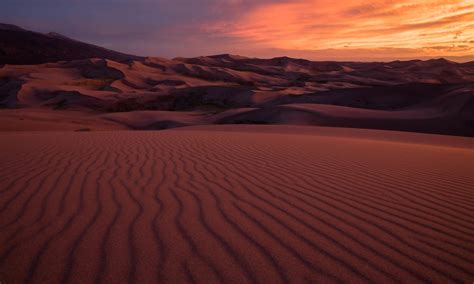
[0,126,473,283]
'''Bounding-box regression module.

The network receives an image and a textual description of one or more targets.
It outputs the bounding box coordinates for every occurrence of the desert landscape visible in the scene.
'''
[1,13,474,284]
[1,24,474,135]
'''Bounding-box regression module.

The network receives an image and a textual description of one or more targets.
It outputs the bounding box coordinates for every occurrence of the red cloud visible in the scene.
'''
[203,0,474,59]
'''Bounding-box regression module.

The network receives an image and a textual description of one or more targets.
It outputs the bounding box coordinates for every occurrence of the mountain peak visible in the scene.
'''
[208,54,248,60]
[46,32,72,40]
[0,22,141,65]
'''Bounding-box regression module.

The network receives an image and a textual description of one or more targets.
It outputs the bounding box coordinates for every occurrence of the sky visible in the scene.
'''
[1,0,473,61]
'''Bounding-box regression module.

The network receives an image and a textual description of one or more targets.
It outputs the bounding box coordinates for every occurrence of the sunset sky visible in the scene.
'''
[2,0,473,61]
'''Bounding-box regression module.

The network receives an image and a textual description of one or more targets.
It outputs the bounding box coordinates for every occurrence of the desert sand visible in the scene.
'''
[0,125,473,283]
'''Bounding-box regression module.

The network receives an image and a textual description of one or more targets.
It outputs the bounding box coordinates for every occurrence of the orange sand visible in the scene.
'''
[0,126,473,283]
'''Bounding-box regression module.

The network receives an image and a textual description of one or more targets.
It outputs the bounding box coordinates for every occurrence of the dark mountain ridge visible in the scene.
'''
[0,23,141,65]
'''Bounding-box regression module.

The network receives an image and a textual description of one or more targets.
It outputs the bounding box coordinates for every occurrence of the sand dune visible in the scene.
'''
[0,126,472,283]
[1,57,473,135]
[0,108,127,131]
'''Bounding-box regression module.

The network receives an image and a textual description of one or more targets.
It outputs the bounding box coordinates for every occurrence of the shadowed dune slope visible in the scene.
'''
[0,126,473,283]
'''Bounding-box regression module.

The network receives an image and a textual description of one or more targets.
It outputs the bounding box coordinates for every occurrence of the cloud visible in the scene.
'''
[202,0,474,58]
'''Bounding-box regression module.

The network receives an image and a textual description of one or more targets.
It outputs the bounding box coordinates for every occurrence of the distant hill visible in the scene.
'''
[0,24,141,65]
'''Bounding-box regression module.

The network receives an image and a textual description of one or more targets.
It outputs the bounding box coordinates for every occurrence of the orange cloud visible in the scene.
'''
[204,0,474,59]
